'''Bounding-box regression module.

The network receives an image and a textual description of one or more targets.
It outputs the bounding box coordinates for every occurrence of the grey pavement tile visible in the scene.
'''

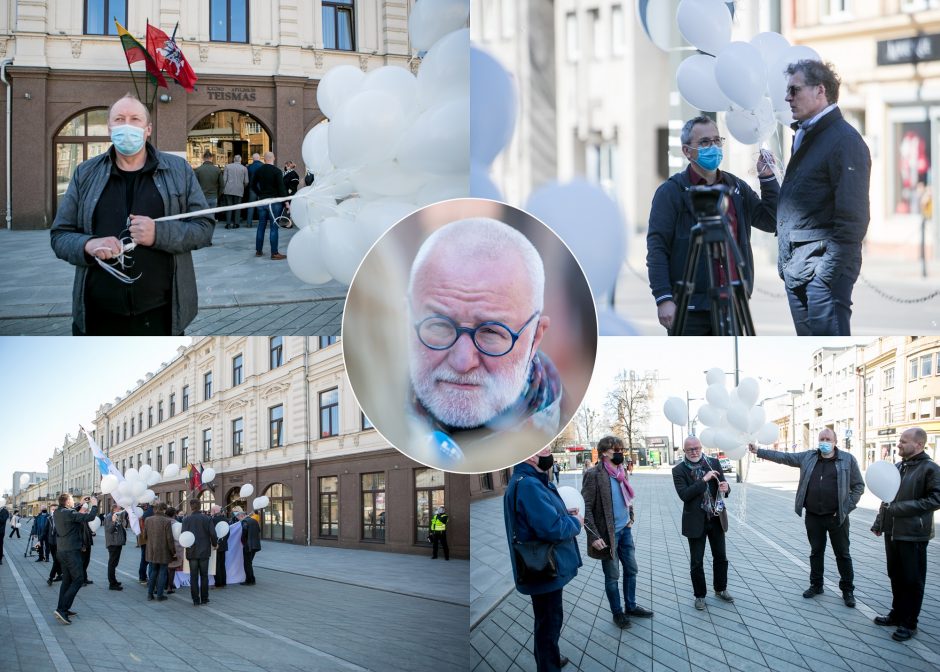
[615,653,654,672]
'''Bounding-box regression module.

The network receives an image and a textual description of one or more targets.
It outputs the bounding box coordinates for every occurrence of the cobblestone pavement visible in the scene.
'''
[0,227,346,335]
[471,467,940,672]
[0,532,470,672]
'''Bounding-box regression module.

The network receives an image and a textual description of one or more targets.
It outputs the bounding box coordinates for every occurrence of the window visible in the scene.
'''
[270,337,284,369]
[611,4,624,56]
[883,405,892,425]
[168,441,175,466]
[319,476,339,537]
[182,385,190,411]
[319,389,339,437]
[917,398,930,419]
[565,12,579,62]
[586,141,618,196]
[146,449,152,466]
[935,396,940,417]
[589,9,602,60]
[232,418,244,456]
[138,411,143,431]
[909,400,918,421]
[361,412,374,431]
[84,0,127,35]
[210,0,248,43]
[269,405,284,448]
[158,400,164,423]
[361,473,386,541]
[148,406,153,428]
[137,453,142,468]
[415,468,445,544]
[130,417,135,436]
[910,358,919,381]
[110,430,114,447]
[922,355,933,378]
[123,421,127,440]
[319,335,338,348]
[202,429,212,462]
[883,367,894,389]
[323,0,355,51]
[170,393,176,418]
[181,436,189,466]
[233,354,244,386]
[261,483,293,541]
[204,371,213,400]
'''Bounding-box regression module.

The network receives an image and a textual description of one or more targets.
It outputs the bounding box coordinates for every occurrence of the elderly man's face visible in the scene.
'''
[409,247,547,429]
[108,97,152,140]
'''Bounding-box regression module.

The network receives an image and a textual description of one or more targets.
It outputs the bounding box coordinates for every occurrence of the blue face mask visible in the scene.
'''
[818,441,834,454]
[110,124,147,156]
[694,146,723,171]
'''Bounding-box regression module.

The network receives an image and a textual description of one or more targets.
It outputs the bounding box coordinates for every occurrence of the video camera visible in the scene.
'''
[686,183,731,222]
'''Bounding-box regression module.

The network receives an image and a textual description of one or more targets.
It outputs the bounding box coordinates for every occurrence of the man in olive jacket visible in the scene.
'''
[872,427,940,642]
[52,494,99,625]
[750,428,864,606]
[182,500,218,606]
[144,502,176,601]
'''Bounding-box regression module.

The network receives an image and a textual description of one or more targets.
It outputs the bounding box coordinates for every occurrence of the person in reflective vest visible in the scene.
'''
[429,506,449,560]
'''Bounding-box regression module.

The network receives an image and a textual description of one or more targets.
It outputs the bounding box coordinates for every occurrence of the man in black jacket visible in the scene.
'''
[0,504,8,564]
[104,504,126,590]
[236,510,261,585]
[672,437,733,610]
[778,60,871,336]
[31,508,50,561]
[209,505,228,588]
[53,494,99,624]
[647,116,778,335]
[249,151,288,260]
[45,504,61,584]
[872,427,940,642]
[182,500,218,606]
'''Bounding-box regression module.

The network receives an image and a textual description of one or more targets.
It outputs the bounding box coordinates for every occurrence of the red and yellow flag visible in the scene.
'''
[114,20,168,88]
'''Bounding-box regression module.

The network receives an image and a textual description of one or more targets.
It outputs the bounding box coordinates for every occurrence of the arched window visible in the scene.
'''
[54,109,111,209]
[261,483,293,541]
[225,486,247,516]
[197,488,215,512]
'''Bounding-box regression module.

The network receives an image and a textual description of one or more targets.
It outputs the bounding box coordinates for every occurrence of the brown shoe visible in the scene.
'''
[255,251,263,257]
[271,253,286,260]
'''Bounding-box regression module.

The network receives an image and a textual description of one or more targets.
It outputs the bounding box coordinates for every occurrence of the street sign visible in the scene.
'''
[877,33,940,66]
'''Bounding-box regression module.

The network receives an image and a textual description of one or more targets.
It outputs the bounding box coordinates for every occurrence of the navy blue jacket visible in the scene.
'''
[30,511,49,539]
[503,462,582,595]
[647,167,778,312]
[777,107,870,289]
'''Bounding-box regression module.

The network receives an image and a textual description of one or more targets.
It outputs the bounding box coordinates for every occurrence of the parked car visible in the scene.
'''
[719,458,734,474]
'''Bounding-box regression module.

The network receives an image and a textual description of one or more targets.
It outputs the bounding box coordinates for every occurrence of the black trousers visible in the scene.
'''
[0,529,5,560]
[76,304,172,336]
[189,558,210,604]
[81,546,91,581]
[671,310,714,336]
[431,531,449,560]
[9,527,20,538]
[530,588,564,672]
[138,545,148,581]
[48,545,60,580]
[215,543,227,587]
[243,548,257,584]
[804,512,854,591]
[107,546,123,586]
[885,535,929,630]
[687,517,728,598]
[56,549,85,613]
[37,539,48,561]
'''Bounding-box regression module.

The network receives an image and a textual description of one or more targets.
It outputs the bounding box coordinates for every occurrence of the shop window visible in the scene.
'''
[261,483,293,541]
[362,473,386,541]
[319,476,339,537]
[210,0,248,43]
[54,111,110,214]
[323,0,355,51]
[415,468,444,544]
[84,0,127,35]
[197,489,214,511]
[895,119,931,216]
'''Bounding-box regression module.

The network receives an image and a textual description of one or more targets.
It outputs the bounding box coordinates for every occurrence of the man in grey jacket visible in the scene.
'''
[50,94,213,335]
[104,504,126,591]
[749,428,864,607]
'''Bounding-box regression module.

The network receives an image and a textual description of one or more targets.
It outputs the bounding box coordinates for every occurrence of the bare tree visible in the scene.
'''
[572,405,600,446]
[605,369,655,451]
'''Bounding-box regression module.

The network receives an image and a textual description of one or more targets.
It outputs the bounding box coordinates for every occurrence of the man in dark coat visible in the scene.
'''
[210,505,228,588]
[30,508,50,561]
[45,504,61,583]
[647,115,778,335]
[0,504,8,564]
[249,151,288,259]
[872,427,940,642]
[137,501,154,584]
[582,435,653,630]
[504,446,582,672]
[104,504,127,591]
[672,437,733,611]
[777,60,871,335]
[182,500,218,606]
[236,510,261,585]
[144,502,176,601]
[77,502,95,586]
[53,494,99,624]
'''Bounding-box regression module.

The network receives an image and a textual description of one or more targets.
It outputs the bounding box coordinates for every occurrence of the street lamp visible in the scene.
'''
[788,389,803,453]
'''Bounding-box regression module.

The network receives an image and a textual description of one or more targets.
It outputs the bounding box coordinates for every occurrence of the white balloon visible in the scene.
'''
[329,90,409,168]
[726,104,771,146]
[697,403,724,427]
[125,468,139,481]
[88,518,101,533]
[146,472,162,487]
[556,486,585,516]
[137,489,155,504]
[139,464,153,479]
[715,429,741,453]
[116,495,133,509]
[100,475,119,495]
[676,54,733,112]
[289,186,335,231]
[163,463,180,479]
[215,521,230,539]
[361,66,419,117]
[469,162,504,200]
[117,481,132,497]
[202,468,216,484]
[252,496,270,510]
[409,0,470,51]
[725,443,748,461]
[716,41,768,111]
[750,31,790,76]
[699,428,717,449]
[396,96,470,175]
[288,226,335,285]
[755,422,779,444]
[470,45,517,167]
[19,473,30,486]
[747,406,766,434]
[866,461,902,503]
[415,175,469,206]
[663,397,689,426]
[172,522,182,540]
[354,199,416,247]
[775,108,795,127]
[677,0,732,56]
[705,368,726,386]
[319,215,366,286]
[737,378,760,406]
[726,401,751,433]
[179,531,195,548]
[351,160,429,199]
[133,506,144,518]
[417,28,470,110]
[130,480,147,498]
[705,383,730,409]
[302,122,333,175]
[525,179,626,301]
[239,483,254,498]
[316,65,365,119]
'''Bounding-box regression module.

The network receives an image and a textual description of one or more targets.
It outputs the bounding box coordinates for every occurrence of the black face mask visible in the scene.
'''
[610,453,625,466]
[537,454,554,472]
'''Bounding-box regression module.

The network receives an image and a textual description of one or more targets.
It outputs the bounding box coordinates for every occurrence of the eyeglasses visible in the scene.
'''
[786,85,804,97]
[684,446,702,453]
[690,136,725,149]
[414,311,540,357]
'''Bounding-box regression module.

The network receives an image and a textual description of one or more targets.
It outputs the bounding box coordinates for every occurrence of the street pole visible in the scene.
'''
[734,335,744,482]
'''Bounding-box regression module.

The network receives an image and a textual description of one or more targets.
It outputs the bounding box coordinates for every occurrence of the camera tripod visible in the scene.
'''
[671,185,756,336]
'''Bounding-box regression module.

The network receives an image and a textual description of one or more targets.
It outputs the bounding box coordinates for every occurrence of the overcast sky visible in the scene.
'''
[0,337,190,496]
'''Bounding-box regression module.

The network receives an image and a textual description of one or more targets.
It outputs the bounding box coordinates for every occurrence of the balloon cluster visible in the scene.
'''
[663,367,780,460]
[288,0,470,286]
[675,0,821,144]
[100,463,164,510]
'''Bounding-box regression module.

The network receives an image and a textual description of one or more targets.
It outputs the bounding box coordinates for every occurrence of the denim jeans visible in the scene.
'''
[785,271,855,336]
[256,203,283,255]
[147,562,168,598]
[601,525,638,615]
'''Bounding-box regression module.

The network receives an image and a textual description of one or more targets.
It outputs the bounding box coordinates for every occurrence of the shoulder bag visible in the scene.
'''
[509,476,558,585]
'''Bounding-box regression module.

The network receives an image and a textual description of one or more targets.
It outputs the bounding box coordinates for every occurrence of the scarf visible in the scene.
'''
[603,460,635,505]
[684,456,721,517]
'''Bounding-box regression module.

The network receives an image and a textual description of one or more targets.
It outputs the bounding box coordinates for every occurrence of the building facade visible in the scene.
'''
[45,431,95,500]
[0,0,417,229]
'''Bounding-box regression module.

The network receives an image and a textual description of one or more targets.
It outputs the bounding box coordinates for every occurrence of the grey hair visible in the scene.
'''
[408,217,545,313]
[680,115,716,146]
[233,154,242,162]
[784,60,841,104]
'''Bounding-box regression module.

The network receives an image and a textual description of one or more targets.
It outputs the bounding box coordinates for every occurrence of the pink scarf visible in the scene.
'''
[604,460,635,504]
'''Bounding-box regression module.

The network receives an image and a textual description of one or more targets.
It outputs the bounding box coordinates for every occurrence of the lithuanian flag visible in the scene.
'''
[115,19,168,88]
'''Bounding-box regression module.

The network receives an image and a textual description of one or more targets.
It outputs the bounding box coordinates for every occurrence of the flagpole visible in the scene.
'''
[145,20,151,110]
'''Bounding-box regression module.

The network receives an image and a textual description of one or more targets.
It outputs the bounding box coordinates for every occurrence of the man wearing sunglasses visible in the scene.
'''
[407,217,561,447]
[778,60,871,336]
